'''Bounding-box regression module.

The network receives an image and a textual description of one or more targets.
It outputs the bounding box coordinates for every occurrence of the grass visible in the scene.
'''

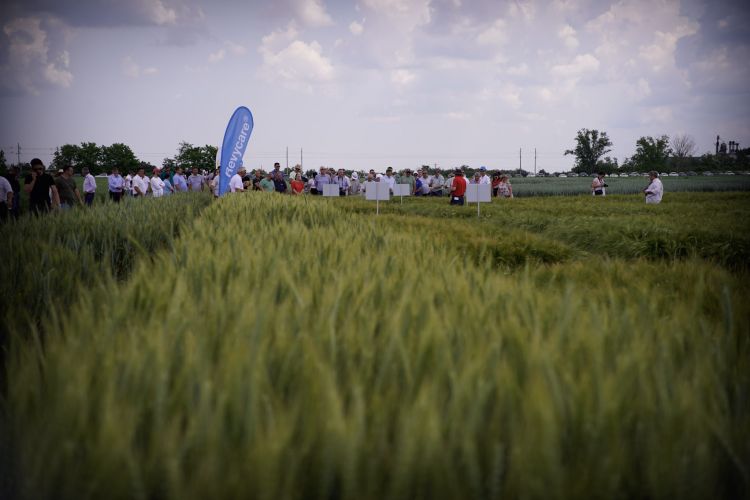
[2,192,749,499]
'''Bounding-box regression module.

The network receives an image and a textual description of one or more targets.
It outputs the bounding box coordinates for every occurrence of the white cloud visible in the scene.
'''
[295,0,334,27]
[122,56,158,78]
[506,63,529,76]
[550,53,600,78]
[207,40,246,63]
[361,0,431,26]
[476,18,507,46]
[259,24,334,91]
[143,0,178,25]
[391,68,416,86]
[507,0,536,21]
[641,105,672,124]
[349,20,364,35]
[445,111,471,120]
[208,49,225,63]
[639,25,697,72]
[627,77,651,101]
[1,16,73,94]
[558,24,578,49]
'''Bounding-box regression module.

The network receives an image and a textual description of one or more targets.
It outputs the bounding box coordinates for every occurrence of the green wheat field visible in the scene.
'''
[1,190,749,499]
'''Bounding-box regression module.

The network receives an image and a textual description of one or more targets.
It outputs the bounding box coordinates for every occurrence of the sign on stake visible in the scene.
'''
[364,181,390,215]
[466,184,492,218]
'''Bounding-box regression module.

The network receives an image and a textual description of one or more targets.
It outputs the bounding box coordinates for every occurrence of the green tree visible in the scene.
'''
[595,156,618,175]
[101,143,139,174]
[631,135,671,172]
[564,129,613,174]
[74,142,103,174]
[0,149,6,172]
[174,142,218,172]
[52,144,81,170]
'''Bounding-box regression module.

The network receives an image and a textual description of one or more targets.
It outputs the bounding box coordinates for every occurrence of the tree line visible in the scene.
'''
[565,129,749,175]
[0,141,218,175]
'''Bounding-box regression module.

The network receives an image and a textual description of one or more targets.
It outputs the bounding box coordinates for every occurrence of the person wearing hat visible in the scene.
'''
[479,166,491,185]
[150,167,165,197]
[24,158,59,213]
[230,167,246,192]
[450,168,466,205]
[402,168,416,195]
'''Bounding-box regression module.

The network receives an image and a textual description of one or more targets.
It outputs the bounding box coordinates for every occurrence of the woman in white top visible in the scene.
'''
[591,172,607,196]
[644,171,663,204]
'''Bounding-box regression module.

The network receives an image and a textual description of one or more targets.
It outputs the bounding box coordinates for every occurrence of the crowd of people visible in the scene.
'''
[0,159,665,221]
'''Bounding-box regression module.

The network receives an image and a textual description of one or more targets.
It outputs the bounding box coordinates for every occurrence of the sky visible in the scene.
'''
[0,0,748,173]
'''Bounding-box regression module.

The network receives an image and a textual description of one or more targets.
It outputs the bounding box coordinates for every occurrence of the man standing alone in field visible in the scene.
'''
[82,167,96,206]
[450,169,467,205]
[644,171,663,204]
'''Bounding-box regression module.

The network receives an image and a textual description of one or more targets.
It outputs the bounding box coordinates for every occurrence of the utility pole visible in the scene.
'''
[286,147,289,170]
[300,148,303,171]
[534,148,537,175]
[17,143,21,166]
[519,148,522,172]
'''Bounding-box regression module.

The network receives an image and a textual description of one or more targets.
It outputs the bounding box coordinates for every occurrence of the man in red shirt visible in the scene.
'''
[450,168,466,205]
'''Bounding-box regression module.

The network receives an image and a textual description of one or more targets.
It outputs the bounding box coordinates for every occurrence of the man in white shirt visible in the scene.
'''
[0,175,13,222]
[82,167,97,206]
[230,167,246,192]
[335,169,350,196]
[124,172,133,197]
[478,166,491,185]
[151,167,165,197]
[644,171,663,204]
[429,170,445,196]
[383,167,396,193]
[131,168,148,197]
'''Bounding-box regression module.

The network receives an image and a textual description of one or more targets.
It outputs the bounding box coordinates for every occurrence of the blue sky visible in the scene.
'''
[1,0,748,172]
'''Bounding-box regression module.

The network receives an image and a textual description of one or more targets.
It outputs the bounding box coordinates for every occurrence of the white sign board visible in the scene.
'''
[466,184,492,203]
[322,184,339,197]
[365,182,390,201]
[393,184,411,196]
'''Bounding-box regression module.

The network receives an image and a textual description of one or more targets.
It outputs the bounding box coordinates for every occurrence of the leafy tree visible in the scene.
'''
[162,158,176,170]
[671,134,696,172]
[174,142,218,172]
[0,149,6,171]
[631,135,672,172]
[101,143,139,174]
[51,144,80,170]
[564,129,613,173]
[595,156,619,175]
[75,142,103,174]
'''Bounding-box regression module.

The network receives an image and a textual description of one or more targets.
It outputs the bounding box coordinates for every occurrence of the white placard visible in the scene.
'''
[393,184,411,196]
[365,182,390,201]
[322,184,340,197]
[466,184,492,203]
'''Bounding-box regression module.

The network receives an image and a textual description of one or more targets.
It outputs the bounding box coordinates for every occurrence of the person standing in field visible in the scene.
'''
[173,167,188,192]
[335,168,350,196]
[24,158,59,214]
[591,172,607,196]
[273,171,289,194]
[188,167,205,192]
[479,166,491,185]
[402,169,416,195]
[210,168,220,197]
[383,167,397,194]
[470,172,481,184]
[450,168,467,205]
[260,171,275,192]
[349,171,361,195]
[0,174,13,222]
[131,167,149,198]
[644,171,663,204]
[497,175,513,198]
[108,167,125,202]
[55,165,83,209]
[313,167,330,195]
[429,170,445,196]
[4,166,21,217]
[291,173,305,195]
[82,167,96,206]
[150,167,165,197]
[230,167,246,193]
[123,170,133,197]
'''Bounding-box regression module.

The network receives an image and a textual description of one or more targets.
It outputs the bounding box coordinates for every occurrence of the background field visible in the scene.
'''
[1,191,749,499]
